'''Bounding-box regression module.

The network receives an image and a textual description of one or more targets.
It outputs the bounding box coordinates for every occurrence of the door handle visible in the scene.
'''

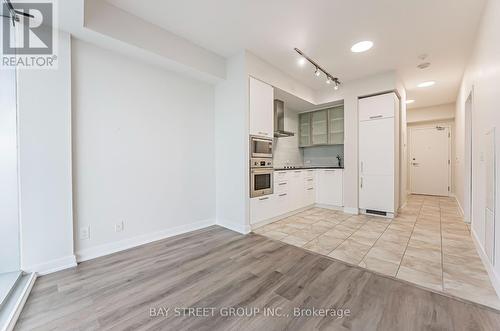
[369,115,383,119]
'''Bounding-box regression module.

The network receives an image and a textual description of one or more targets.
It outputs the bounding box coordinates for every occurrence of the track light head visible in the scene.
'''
[326,76,332,84]
[315,67,321,77]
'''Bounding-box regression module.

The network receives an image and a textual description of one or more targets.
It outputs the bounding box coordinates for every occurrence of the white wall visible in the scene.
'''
[0,67,20,273]
[72,39,216,260]
[407,103,455,123]
[273,108,303,168]
[17,31,75,274]
[455,0,500,294]
[214,52,250,234]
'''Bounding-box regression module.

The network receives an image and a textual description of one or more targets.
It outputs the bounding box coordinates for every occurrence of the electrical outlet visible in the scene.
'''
[115,221,124,233]
[79,225,90,240]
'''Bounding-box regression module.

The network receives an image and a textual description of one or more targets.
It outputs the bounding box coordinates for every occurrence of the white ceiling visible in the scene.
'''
[106,0,485,109]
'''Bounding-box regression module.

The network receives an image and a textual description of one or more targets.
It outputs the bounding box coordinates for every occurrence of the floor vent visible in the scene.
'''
[366,209,387,216]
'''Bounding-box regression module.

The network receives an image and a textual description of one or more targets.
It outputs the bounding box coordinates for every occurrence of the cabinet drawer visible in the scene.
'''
[275,181,289,193]
[250,195,276,224]
[304,177,315,187]
[274,171,288,181]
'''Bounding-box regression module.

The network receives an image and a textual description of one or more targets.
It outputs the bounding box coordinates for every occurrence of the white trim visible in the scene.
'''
[343,207,359,215]
[315,203,344,211]
[251,205,315,230]
[4,273,36,331]
[216,219,251,235]
[23,255,77,275]
[455,196,466,219]
[471,228,500,298]
[76,219,215,262]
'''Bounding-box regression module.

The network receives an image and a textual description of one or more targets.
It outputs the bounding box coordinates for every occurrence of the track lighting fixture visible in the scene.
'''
[294,48,341,90]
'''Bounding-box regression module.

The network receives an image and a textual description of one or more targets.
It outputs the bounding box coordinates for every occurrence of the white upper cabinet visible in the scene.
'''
[249,77,274,138]
[358,93,397,122]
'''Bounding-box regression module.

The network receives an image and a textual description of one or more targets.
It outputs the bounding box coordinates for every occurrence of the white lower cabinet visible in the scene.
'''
[316,169,343,206]
[250,169,343,225]
[250,194,276,224]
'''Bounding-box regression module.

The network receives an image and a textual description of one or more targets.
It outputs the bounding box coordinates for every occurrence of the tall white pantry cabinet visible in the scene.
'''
[358,92,400,216]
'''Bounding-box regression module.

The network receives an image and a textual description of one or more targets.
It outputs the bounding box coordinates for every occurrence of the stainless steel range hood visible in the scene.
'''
[274,99,295,138]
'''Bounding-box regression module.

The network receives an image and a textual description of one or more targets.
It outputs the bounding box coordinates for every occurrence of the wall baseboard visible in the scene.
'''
[216,219,250,234]
[343,207,359,215]
[76,219,215,262]
[471,228,500,298]
[23,255,77,275]
[315,204,344,211]
[455,196,466,219]
[251,205,315,230]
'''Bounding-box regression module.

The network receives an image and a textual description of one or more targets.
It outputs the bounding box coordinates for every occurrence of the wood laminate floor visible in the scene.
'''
[16,226,500,331]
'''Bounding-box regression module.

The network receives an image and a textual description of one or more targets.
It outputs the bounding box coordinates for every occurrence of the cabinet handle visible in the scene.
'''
[258,131,269,136]
[278,182,287,186]
[369,115,383,119]
[361,161,364,173]
[360,177,363,189]
[294,170,302,173]
[307,188,314,191]
[279,193,287,197]
[307,178,313,181]
[259,197,269,201]
[277,171,287,174]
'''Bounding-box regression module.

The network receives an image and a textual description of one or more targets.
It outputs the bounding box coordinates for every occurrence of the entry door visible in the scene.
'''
[410,126,450,196]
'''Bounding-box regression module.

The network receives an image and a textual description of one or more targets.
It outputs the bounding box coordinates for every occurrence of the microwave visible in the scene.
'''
[250,136,273,158]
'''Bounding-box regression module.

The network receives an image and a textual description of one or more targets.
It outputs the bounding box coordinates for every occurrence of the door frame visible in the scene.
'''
[464,88,474,223]
[408,123,452,196]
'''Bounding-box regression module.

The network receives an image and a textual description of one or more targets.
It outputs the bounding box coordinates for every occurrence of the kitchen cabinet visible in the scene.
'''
[288,170,305,211]
[303,170,316,206]
[328,106,344,145]
[250,194,276,224]
[299,113,311,147]
[311,110,328,145]
[358,93,395,122]
[250,169,343,226]
[316,169,343,206]
[358,92,399,215]
[299,106,344,146]
[249,77,274,139]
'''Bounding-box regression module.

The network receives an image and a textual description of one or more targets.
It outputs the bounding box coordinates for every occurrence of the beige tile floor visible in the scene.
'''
[253,194,500,309]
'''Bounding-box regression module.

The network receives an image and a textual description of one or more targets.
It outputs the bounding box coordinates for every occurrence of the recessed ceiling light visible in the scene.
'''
[417,81,435,88]
[351,41,373,53]
[297,57,306,66]
[405,100,415,104]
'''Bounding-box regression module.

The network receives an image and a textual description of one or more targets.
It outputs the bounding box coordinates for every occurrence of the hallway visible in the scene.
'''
[254,195,500,309]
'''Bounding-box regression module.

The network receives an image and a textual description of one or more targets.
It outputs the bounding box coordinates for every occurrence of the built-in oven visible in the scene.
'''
[250,167,274,198]
[250,136,273,159]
